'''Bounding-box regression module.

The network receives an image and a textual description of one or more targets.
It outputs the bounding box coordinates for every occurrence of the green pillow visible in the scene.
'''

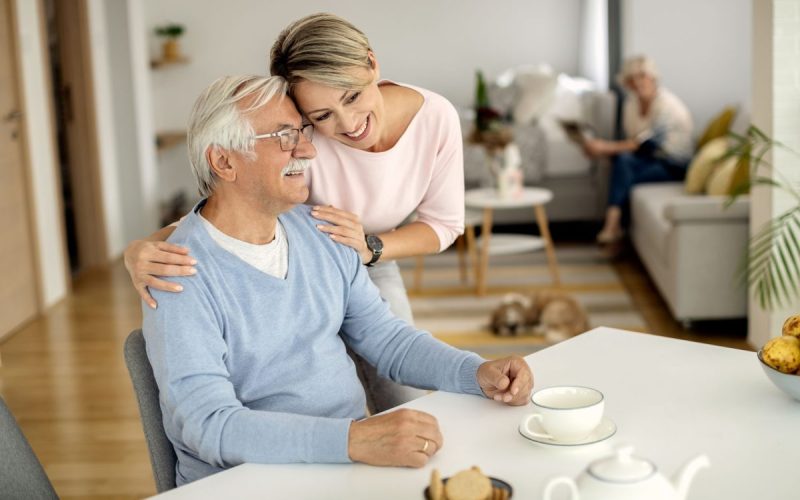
[696,106,737,151]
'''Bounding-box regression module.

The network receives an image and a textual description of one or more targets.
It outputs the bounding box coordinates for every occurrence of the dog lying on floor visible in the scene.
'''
[489,291,590,342]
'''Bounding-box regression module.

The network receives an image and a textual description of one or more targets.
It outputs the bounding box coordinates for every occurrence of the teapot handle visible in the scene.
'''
[543,476,579,500]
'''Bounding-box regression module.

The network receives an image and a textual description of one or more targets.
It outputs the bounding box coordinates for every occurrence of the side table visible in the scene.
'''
[465,187,561,295]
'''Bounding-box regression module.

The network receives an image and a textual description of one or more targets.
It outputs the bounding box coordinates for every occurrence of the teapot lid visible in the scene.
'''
[588,446,656,482]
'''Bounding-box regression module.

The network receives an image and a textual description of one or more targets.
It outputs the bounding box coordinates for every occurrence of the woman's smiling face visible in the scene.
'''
[292,64,385,152]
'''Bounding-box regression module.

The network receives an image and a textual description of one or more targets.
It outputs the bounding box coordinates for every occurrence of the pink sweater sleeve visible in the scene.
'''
[414,100,465,251]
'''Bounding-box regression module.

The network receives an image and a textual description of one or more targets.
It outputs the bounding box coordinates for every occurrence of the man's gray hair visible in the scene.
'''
[187,75,289,197]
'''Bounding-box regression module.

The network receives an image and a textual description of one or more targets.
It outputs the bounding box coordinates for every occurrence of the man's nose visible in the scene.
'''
[293,132,316,159]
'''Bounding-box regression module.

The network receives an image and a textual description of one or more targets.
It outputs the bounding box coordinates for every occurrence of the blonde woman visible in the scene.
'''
[583,55,693,244]
[124,13,466,413]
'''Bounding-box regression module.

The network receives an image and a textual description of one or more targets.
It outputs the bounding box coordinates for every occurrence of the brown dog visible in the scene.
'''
[490,291,590,342]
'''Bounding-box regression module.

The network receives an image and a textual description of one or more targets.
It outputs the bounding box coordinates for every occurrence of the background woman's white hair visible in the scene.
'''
[187,75,288,197]
[616,55,659,88]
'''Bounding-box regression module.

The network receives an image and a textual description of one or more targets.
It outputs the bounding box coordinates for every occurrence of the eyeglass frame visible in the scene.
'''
[251,124,314,152]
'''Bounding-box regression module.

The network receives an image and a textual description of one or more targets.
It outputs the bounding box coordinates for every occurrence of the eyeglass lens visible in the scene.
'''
[279,125,314,151]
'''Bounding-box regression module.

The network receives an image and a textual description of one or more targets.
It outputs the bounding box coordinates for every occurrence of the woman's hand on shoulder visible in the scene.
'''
[311,205,371,264]
[124,240,197,309]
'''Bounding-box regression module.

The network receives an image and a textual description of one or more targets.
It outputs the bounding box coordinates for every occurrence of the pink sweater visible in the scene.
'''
[306,82,465,252]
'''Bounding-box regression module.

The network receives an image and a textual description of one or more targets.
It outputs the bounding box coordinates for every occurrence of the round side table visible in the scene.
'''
[465,187,561,295]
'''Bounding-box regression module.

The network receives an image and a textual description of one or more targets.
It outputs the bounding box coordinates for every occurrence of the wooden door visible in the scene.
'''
[53,0,107,271]
[0,0,39,338]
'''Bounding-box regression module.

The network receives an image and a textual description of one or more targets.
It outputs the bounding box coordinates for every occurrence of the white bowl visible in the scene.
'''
[757,350,800,402]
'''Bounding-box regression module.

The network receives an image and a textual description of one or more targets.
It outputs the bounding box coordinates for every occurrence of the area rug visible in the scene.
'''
[398,246,647,359]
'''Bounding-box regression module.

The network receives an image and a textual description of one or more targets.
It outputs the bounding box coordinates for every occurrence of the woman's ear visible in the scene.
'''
[367,51,380,80]
[207,146,237,183]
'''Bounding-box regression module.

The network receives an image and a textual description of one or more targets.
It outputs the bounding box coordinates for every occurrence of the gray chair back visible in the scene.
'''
[124,329,177,492]
[0,396,58,499]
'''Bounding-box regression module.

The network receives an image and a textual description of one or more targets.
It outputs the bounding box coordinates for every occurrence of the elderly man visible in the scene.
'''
[142,75,533,485]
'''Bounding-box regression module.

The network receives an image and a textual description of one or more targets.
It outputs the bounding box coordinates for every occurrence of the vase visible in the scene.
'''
[162,39,181,61]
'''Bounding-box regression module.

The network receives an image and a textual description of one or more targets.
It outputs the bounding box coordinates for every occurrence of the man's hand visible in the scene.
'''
[477,356,533,405]
[348,409,443,468]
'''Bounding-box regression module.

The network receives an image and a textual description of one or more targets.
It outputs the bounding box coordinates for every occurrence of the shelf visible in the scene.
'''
[150,56,189,69]
[155,131,186,151]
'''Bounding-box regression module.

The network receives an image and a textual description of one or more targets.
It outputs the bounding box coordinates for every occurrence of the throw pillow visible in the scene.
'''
[684,137,729,194]
[705,156,738,195]
[695,106,737,151]
[512,66,558,125]
[729,154,750,195]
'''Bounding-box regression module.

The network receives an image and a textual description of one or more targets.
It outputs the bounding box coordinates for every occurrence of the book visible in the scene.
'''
[559,120,594,146]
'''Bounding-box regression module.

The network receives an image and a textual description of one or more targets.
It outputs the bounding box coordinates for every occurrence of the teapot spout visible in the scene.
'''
[672,454,710,500]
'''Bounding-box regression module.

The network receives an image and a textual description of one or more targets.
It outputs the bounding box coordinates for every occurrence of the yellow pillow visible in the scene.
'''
[685,137,729,194]
[696,106,737,151]
[705,157,738,195]
[728,154,750,195]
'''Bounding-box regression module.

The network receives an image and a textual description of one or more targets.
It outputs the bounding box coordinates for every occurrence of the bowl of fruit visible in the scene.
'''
[758,315,800,401]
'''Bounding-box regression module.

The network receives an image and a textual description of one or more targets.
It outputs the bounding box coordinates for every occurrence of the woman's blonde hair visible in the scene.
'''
[270,13,374,92]
[616,55,659,88]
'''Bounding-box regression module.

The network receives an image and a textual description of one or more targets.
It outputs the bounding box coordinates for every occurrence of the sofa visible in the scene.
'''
[630,182,749,323]
[462,69,617,223]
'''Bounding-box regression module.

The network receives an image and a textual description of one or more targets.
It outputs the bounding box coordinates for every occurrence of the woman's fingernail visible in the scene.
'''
[150,302,157,309]
[190,259,197,265]
[189,268,197,275]
[175,285,183,292]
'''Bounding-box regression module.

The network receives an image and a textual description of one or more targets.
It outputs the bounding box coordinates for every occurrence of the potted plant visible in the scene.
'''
[154,23,185,62]
[726,125,800,310]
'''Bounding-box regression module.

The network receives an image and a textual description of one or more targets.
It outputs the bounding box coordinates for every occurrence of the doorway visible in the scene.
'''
[44,0,107,274]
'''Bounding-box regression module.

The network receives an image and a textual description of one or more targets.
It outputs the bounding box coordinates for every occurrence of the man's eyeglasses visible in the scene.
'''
[252,124,314,152]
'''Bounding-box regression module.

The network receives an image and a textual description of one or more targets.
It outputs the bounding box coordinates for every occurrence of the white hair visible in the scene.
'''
[616,54,659,88]
[187,75,289,197]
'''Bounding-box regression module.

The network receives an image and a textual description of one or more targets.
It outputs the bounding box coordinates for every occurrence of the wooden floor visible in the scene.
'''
[0,250,752,499]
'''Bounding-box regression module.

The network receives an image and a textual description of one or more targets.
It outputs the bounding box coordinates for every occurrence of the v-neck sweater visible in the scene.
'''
[142,202,484,485]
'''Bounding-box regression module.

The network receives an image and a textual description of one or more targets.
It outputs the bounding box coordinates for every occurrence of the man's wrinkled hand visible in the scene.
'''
[348,409,443,468]
[477,356,533,406]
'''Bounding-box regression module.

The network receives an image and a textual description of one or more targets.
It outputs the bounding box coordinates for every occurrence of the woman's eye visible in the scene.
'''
[346,92,361,104]
[313,112,331,122]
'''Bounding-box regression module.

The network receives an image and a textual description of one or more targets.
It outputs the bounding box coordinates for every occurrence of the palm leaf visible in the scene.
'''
[744,208,800,309]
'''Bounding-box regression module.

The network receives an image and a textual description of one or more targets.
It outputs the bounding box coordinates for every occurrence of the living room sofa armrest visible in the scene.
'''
[664,195,749,223]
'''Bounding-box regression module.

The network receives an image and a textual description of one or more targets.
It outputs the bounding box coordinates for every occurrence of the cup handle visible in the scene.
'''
[522,413,554,440]
[543,476,579,500]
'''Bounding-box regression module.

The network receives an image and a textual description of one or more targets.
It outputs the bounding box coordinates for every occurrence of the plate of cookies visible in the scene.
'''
[425,466,512,500]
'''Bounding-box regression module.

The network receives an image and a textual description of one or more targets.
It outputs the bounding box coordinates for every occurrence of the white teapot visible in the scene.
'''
[543,446,710,500]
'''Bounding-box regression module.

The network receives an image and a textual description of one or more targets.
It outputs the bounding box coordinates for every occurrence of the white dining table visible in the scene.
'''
[150,327,800,500]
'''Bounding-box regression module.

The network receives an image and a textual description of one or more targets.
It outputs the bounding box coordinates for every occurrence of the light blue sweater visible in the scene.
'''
[142,202,485,485]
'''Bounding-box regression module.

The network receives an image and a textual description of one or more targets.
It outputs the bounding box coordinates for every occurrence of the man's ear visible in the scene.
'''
[207,146,237,183]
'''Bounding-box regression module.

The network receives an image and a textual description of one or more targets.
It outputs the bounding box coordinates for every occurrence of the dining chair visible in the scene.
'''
[0,395,58,499]
[124,329,177,492]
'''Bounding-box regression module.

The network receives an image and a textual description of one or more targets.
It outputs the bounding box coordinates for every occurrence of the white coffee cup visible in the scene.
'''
[522,386,604,442]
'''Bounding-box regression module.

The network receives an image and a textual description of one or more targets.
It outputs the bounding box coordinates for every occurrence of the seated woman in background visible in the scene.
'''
[582,55,693,244]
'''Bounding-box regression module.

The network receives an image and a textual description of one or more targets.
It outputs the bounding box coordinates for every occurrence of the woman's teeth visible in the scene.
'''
[346,117,368,139]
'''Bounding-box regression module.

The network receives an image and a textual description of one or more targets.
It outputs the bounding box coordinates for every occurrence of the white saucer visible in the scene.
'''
[518,416,617,447]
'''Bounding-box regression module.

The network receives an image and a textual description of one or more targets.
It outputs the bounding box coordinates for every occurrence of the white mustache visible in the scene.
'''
[280,158,311,176]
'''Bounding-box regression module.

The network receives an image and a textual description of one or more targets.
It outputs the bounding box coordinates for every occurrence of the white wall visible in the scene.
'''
[103,0,158,245]
[749,0,800,348]
[13,0,68,308]
[623,0,752,135]
[143,0,584,204]
[87,0,125,258]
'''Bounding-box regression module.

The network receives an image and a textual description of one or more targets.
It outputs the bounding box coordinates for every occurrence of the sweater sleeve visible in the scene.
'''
[414,99,466,252]
[142,278,353,469]
[339,253,484,395]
